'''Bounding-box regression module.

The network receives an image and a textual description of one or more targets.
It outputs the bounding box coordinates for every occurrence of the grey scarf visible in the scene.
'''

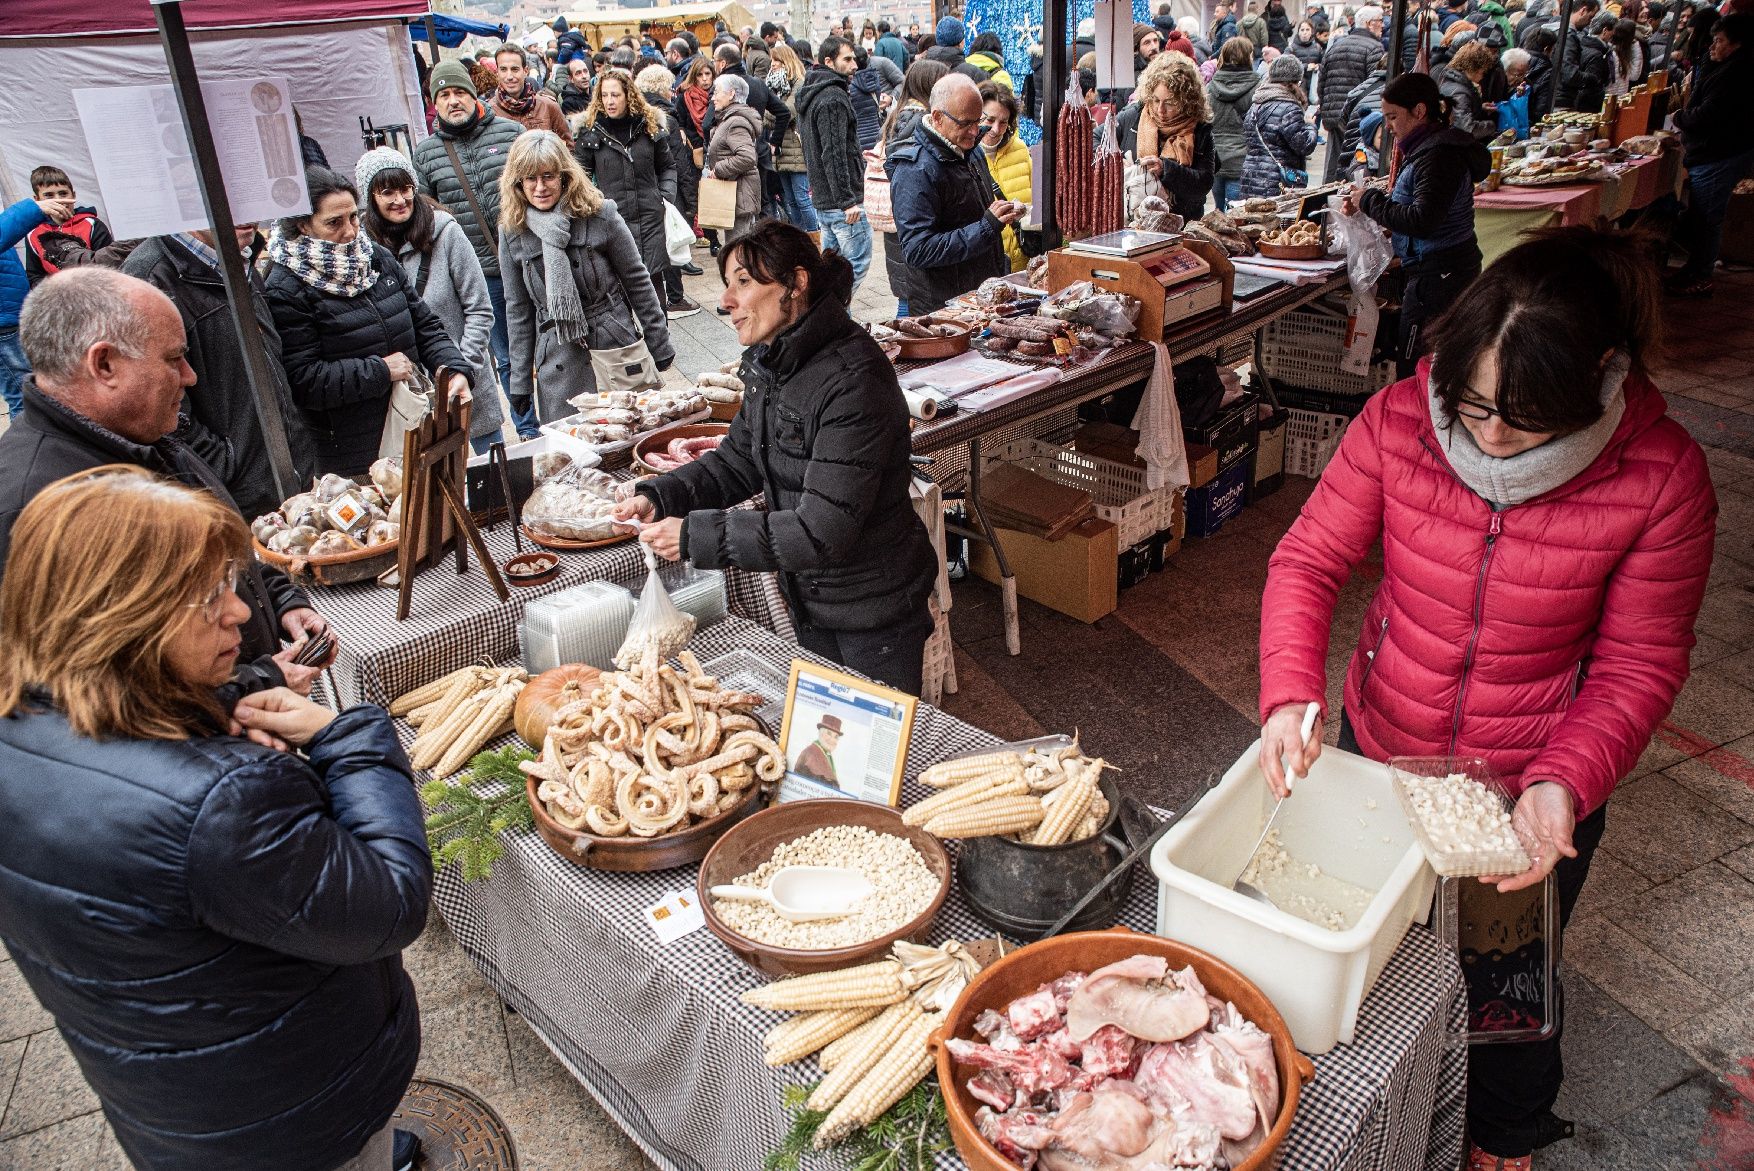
[1429,353,1630,509]
[523,206,590,347]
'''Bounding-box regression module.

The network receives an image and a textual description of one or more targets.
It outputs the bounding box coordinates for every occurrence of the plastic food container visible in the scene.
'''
[1388,756,1530,878]
[1150,741,1435,1053]
[521,581,635,672]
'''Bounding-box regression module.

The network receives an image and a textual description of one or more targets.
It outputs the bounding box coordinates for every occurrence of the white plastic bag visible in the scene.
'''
[1327,190,1393,294]
[1132,343,1189,493]
[614,546,697,670]
[664,200,694,267]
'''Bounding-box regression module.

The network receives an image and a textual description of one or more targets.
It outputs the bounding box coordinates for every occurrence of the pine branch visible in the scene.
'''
[422,745,535,881]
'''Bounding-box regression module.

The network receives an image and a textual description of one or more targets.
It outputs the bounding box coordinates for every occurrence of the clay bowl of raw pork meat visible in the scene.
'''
[933,927,1313,1171]
[632,422,729,476]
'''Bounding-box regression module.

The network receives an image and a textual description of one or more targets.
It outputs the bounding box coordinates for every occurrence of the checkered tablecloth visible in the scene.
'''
[308,523,793,709]
[402,617,1464,1171]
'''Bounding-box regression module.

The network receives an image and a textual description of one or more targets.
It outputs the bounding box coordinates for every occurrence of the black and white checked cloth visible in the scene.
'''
[402,618,1464,1171]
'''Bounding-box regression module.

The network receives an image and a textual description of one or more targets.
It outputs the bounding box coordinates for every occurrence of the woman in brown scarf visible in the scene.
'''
[1114,50,1218,220]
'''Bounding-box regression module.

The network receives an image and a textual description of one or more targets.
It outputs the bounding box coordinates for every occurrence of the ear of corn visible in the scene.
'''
[761,1006,879,1067]
[1030,772,1097,846]
[410,689,487,770]
[434,684,521,777]
[806,1001,919,1112]
[900,771,1025,827]
[918,751,1022,788]
[813,1011,938,1147]
[923,794,1046,839]
[818,1014,884,1072]
[739,960,905,1012]
[390,665,478,716]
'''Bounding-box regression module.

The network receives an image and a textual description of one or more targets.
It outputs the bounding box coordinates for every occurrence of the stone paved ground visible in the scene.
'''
[2,243,1751,1170]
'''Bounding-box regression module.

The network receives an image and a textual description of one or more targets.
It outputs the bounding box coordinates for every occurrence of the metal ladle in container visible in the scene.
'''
[1233,701,1321,907]
[709,866,875,923]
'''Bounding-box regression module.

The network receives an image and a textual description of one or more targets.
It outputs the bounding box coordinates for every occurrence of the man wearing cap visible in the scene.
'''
[1319,3,1386,180]
[793,715,844,784]
[922,17,992,84]
[412,59,536,440]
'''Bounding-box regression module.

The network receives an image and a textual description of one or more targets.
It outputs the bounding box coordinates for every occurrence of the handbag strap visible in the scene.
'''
[441,138,498,250]
[413,252,433,299]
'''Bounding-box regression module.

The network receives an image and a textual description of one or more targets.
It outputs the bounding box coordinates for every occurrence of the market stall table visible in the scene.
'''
[1474,152,1681,264]
[909,271,1351,655]
[308,522,793,709]
[421,616,1467,1171]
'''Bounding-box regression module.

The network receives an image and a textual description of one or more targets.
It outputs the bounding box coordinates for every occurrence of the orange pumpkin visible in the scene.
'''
[515,664,601,746]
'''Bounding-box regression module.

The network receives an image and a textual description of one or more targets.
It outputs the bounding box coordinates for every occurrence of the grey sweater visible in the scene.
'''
[391,210,504,441]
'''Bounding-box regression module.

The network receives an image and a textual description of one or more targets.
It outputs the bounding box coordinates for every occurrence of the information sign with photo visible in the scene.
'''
[776,661,917,807]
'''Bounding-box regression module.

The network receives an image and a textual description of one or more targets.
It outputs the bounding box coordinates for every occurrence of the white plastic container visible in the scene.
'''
[1150,740,1435,1053]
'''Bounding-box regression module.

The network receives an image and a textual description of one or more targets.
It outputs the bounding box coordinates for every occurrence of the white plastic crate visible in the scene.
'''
[1285,408,1349,479]
[989,439,1168,548]
[1259,304,1396,397]
[1150,741,1436,1053]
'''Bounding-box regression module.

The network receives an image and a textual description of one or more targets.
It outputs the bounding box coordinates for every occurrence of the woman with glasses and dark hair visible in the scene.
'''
[0,467,431,1171]
[614,222,937,693]
[1257,227,1716,1171]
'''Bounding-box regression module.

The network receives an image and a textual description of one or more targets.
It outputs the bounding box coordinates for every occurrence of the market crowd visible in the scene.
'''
[0,3,1741,1171]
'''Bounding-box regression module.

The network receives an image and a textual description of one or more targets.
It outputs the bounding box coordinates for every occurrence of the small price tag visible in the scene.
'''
[643,890,705,944]
[1052,335,1073,357]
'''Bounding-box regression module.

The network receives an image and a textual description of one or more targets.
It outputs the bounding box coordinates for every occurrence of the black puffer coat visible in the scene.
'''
[0,704,430,1171]
[0,381,306,695]
[1319,28,1386,124]
[1437,66,1497,142]
[265,240,469,476]
[1208,66,1261,181]
[574,110,678,281]
[637,295,936,633]
[123,235,316,520]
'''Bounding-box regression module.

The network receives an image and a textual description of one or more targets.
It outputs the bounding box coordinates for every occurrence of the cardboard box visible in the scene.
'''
[1187,391,1260,450]
[1185,442,1219,489]
[1166,488,1186,540]
[1251,407,1288,503]
[1187,462,1250,538]
[970,517,1119,623]
[1073,421,1146,469]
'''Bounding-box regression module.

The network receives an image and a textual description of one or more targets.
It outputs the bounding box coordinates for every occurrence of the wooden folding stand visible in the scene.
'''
[395,386,508,619]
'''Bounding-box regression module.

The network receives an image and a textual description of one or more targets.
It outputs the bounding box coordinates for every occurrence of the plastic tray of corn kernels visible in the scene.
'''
[1389,756,1532,878]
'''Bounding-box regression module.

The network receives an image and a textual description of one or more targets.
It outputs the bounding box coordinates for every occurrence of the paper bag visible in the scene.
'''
[697,175,739,230]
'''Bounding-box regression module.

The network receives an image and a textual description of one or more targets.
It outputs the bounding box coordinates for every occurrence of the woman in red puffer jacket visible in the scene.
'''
[1257,227,1716,1171]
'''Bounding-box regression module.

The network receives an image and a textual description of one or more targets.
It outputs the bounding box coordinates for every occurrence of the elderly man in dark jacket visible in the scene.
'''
[798,37,874,288]
[1320,6,1387,179]
[412,59,533,438]
[886,73,1018,313]
[0,269,324,696]
[123,226,315,520]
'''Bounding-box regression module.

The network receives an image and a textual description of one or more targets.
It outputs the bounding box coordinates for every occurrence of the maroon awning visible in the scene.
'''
[0,0,430,39]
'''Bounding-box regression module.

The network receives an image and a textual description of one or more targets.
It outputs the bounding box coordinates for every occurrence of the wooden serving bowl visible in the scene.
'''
[697,799,952,978]
[1255,240,1325,261]
[631,421,730,476]
[252,537,399,587]
[933,927,1314,1171]
[526,771,767,872]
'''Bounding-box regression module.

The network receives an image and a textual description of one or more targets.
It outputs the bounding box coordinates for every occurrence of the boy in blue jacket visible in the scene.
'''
[1,185,71,418]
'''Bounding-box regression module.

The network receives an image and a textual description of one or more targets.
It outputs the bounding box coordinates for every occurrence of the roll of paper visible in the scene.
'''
[903,388,942,421]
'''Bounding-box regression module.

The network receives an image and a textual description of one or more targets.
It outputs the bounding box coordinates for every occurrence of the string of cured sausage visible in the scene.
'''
[1055,79,1095,237]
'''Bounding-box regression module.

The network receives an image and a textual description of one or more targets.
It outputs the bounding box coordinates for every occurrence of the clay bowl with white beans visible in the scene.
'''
[698,799,953,978]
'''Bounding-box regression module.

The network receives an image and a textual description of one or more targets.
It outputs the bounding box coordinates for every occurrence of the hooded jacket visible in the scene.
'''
[1208,65,1262,179]
[849,67,888,150]
[574,109,678,279]
[122,235,317,519]
[886,123,1009,312]
[1239,82,1317,196]
[637,294,936,633]
[1260,363,1716,821]
[705,101,766,218]
[0,704,429,1171]
[797,66,864,210]
[874,30,911,71]
[1319,27,1387,123]
[1265,1,1294,49]
[1359,124,1490,265]
[412,106,522,278]
[966,50,1015,91]
[1239,10,1269,51]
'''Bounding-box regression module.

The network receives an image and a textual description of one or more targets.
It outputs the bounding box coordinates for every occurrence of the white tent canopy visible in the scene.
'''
[0,20,424,216]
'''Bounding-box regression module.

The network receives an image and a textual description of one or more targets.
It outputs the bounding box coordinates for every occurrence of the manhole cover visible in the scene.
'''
[392,1078,518,1170]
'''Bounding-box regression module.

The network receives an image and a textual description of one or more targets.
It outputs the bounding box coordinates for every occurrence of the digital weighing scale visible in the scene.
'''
[1049,231,1233,339]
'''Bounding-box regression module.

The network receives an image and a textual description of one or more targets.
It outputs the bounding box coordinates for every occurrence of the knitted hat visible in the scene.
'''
[935,15,966,46]
[429,58,478,100]
[1268,53,1304,83]
[1133,22,1158,51]
[355,147,415,197]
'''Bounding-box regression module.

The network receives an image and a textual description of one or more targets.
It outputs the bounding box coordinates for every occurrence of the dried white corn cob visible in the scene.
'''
[390,665,478,717]
[806,1001,920,1112]
[433,682,522,777]
[818,1014,885,1072]
[924,795,1046,839]
[917,751,1022,789]
[900,772,1025,827]
[1030,772,1096,846]
[410,689,487,770]
[739,960,905,1012]
[814,1010,938,1147]
[761,1007,880,1067]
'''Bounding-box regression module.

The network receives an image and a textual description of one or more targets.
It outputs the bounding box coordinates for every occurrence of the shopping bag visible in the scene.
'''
[379,366,434,460]
[862,151,896,234]
[615,548,697,669]
[664,200,694,266]
[697,175,739,229]
[1496,93,1531,141]
[589,338,663,395]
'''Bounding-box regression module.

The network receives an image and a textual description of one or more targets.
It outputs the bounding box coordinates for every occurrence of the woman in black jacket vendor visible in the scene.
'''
[1114,50,1217,221]
[1340,72,1490,376]
[615,222,938,694]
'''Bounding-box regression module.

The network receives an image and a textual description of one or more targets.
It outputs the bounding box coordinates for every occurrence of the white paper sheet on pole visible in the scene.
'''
[1093,0,1136,94]
[72,76,309,239]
